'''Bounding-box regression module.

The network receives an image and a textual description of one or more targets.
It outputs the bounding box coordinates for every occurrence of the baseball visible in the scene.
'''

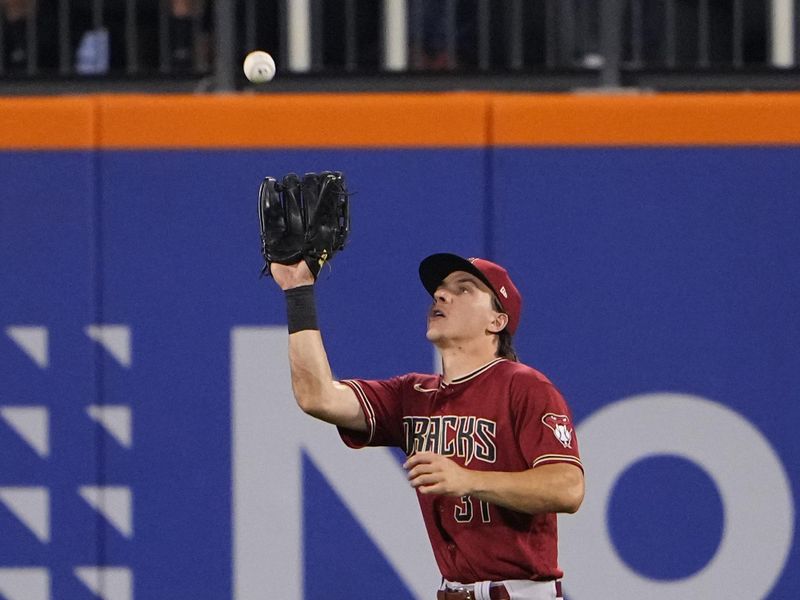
[243,51,276,83]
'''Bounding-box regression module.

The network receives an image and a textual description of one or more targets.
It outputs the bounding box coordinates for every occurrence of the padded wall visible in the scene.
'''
[0,93,797,600]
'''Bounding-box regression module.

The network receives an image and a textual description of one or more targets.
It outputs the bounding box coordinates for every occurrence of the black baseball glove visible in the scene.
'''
[258,171,350,278]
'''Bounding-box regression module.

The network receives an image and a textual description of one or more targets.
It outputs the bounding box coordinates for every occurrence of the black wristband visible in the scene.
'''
[285,285,319,334]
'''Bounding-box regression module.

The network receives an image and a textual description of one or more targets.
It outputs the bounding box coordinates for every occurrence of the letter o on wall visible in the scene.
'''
[560,393,794,599]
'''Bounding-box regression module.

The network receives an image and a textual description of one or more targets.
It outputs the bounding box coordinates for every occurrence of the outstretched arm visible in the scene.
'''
[272,262,367,432]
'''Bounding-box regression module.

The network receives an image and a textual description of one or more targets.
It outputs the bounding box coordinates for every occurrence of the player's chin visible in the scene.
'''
[425,325,444,343]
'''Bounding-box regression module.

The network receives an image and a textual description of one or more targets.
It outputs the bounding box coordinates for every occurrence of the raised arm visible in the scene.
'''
[272,262,367,432]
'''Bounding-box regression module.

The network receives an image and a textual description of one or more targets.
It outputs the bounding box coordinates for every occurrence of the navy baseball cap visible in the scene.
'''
[419,253,522,335]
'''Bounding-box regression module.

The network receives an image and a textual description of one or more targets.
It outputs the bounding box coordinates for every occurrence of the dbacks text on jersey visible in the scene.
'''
[403,415,497,466]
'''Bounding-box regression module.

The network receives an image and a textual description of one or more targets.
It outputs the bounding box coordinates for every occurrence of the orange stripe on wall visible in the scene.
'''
[98,93,490,149]
[0,97,95,150]
[492,92,800,146]
[2,92,800,149]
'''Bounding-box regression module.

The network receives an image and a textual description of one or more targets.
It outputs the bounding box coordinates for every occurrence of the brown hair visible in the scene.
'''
[492,296,519,361]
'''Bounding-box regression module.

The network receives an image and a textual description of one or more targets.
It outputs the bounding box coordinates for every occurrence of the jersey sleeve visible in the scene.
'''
[337,376,407,449]
[512,376,583,472]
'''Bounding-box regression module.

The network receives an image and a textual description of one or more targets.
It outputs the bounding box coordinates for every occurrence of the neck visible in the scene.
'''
[437,339,499,383]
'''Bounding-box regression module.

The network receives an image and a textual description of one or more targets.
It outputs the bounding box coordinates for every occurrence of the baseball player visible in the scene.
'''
[261,174,584,600]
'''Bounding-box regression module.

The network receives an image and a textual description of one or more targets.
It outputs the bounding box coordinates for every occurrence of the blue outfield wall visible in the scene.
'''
[0,145,797,600]
[0,151,102,598]
[493,146,799,599]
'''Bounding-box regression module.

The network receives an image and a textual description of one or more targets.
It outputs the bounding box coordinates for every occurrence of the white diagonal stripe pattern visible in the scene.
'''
[84,325,132,368]
[5,326,48,368]
[0,487,50,543]
[0,406,49,458]
[78,486,133,538]
[86,405,132,449]
[0,568,50,600]
[75,567,133,600]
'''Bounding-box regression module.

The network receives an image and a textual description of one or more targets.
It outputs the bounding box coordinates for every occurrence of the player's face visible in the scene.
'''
[426,271,504,346]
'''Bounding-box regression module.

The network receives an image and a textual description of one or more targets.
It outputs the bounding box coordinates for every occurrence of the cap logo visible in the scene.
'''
[499,286,508,299]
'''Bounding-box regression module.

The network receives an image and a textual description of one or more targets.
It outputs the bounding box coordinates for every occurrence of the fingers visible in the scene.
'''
[407,472,452,496]
[405,452,436,480]
[405,452,449,494]
[408,470,446,495]
[408,473,441,489]
[406,463,435,481]
[403,451,438,470]
[416,483,444,495]
[270,261,315,291]
[403,452,473,497]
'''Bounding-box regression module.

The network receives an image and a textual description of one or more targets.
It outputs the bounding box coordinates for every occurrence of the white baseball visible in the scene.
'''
[243,51,276,83]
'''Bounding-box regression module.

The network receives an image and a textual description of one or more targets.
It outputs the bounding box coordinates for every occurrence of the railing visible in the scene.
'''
[1,0,799,91]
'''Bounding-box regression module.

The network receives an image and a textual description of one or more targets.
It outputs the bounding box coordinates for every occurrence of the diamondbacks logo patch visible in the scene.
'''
[542,413,573,448]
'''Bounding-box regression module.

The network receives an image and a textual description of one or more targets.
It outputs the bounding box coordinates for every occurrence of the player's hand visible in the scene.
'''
[403,452,474,497]
[271,261,315,290]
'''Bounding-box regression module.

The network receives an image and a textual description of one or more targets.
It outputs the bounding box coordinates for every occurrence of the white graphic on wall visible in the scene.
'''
[560,393,795,600]
[0,487,50,543]
[86,405,133,449]
[1,324,136,599]
[0,567,50,600]
[84,325,132,368]
[231,326,440,600]
[4,326,49,368]
[0,406,49,457]
[78,486,134,538]
[75,566,133,600]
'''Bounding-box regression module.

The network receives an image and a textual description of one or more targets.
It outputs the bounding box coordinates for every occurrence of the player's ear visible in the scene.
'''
[487,312,508,334]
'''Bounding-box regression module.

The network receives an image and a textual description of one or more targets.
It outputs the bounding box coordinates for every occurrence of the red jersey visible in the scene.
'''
[338,358,583,583]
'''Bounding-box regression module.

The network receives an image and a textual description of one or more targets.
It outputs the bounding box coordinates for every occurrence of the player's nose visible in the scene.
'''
[434,286,451,303]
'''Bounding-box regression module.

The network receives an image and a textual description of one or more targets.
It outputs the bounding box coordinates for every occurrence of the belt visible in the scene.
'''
[437,581,563,600]
[437,586,510,600]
